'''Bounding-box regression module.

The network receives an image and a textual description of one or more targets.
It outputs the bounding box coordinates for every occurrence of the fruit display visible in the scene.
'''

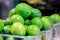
[0,3,60,40]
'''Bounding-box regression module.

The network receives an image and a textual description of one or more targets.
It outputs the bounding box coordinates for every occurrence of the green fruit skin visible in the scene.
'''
[16,3,33,18]
[30,8,42,19]
[24,25,28,30]
[10,15,24,24]
[11,22,26,36]
[23,38,33,40]
[24,25,29,36]
[0,19,4,32]
[4,18,12,26]
[9,8,16,17]
[31,17,43,29]
[50,14,60,23]
[0,36,4,40]
[27,25,40,36]
[42,16,54,30]
[24,19,31,25]
[6,37,15,40]
[3,25,11,34]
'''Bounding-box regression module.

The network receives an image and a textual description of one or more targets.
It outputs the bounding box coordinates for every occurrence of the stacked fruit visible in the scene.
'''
[0,3,60,38]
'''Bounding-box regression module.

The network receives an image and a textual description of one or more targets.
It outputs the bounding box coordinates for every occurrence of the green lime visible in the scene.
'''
[23,38,33,40]
[16,3,33,18]
[0,19,4,33]
[11,22,26,36]
[42,16,54,30]
[0,36,4,40]
[30,8,42,19]
[27,25,40,36]
[24,25,28,30]
[10,15,24,24]
[24,19,31,25]
[4,18,12,26]
[31,17,43,29]
[6,36,15,40]
[3,25,11,34]
[50,14,60,23]
[9,8,16,17]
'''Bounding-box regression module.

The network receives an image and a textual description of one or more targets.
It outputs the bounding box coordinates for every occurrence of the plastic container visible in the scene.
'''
[42,26,54,40]
[0,34,43,40]
[52,23,60,37]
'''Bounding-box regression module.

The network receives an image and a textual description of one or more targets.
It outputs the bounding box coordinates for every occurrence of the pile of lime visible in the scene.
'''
[0,3,60,37]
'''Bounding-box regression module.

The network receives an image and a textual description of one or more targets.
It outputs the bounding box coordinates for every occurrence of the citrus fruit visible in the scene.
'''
[31,17,43,29]
[50,14,60,23]
[23,38,33,40]
[42,16,54,30]
[27,25,40,36]
[10,15,24,24]
[11,22,26,36]
[0,36,4,40]
[9,8,16,17]
[4,18,12,26]
[16,3,33,18]
[0,19,4,32]
[3,25,11,34]
[6,36,15,40]
[30,8,42,19]
[24,19,31,25]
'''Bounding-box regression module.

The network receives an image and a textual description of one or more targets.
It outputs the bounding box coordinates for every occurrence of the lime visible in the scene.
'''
[16,3,33,18]
[24,25,28,30]
[3,25,11,34]
[30,8,42,19]
[11,22,26,36]
[0,36,4,40]
[24,19,31,25]
[10,15,24,24]
[6,36,15,40]
[0,19,4,32]
[42,16,54,30]
[23,38,33,40]
[50,14,60,23]
[9,8,16,17]
[31,17,43,29]
[4,18,12,26]
[27,25,40,36]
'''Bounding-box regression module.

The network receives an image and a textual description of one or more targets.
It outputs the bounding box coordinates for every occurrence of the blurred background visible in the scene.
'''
[0,0,60,19]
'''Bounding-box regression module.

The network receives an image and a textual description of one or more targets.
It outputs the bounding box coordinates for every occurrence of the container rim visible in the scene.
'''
[0,33,43,38]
